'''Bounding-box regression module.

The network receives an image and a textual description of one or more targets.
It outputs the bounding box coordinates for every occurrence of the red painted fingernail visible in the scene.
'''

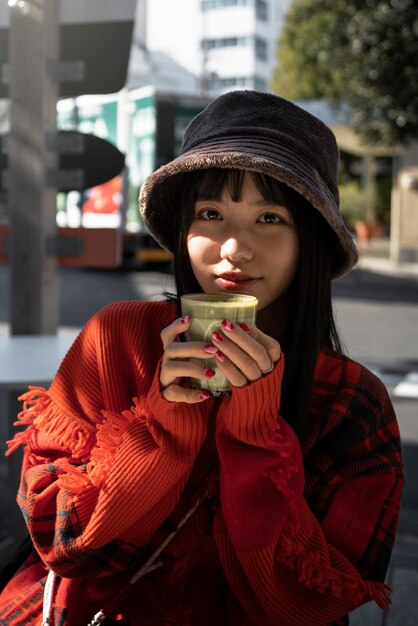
[198,391,210,400]
[216,351,225,363]
[240,322,252,333]
[222,319,235,331]
[204,368,216,378]
[212,331,224,343]
[204,344,217,354]
[180,315,190,324]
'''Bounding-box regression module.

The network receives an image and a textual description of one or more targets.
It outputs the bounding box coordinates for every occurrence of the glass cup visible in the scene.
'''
[180,293,258,396]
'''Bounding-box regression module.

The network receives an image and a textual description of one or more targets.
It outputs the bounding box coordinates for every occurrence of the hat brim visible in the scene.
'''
[139,142,358,279]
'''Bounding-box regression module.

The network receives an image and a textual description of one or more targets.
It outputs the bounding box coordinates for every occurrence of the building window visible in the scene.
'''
[255,37,267,60]
[254,76,267,91]
[202,37,250,51]
[212,77,240,89]
[202,36,268,62]
[255,0,268,21]
[211,76,266,90]
[201,0,248,11]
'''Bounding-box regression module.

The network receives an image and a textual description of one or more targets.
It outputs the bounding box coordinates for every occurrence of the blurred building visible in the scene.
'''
[127,48,199,95]
[199,0,284,95]
[146,0,291,96]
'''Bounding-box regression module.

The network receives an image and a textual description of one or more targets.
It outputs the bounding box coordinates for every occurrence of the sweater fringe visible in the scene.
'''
[6,386,95,462]
[56,461,91,491]
[277,518,392,610]
[87,396,146,488]
[263,429,301,516]
[6,389,147,495]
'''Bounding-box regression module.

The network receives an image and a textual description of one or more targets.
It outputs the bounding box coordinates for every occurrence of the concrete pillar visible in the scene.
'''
[8,0,59,334]
[390,143,418,264]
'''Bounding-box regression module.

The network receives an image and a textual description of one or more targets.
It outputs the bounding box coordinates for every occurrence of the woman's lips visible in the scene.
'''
[215,274,259,290]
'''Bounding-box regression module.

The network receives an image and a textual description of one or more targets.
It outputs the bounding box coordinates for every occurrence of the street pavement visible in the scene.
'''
[0,243,417,623]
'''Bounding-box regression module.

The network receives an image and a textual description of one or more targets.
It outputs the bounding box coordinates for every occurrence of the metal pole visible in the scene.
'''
[9,0,59,335]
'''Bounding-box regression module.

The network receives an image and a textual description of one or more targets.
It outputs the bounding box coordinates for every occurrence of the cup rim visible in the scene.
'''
[180,292,258,307]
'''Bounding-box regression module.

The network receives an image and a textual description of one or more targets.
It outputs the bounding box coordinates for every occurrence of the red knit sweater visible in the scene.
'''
[0,300,403,626]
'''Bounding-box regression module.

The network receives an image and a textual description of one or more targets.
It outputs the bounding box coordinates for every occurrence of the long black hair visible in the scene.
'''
[171,168,345,438]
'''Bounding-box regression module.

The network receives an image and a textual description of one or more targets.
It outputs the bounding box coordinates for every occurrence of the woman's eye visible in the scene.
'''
[198,209,222,220]
[258,213,284,224]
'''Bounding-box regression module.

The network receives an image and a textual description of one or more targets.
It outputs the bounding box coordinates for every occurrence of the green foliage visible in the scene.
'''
[338,181,368,229]
[338,175,392,229]
[272,0,345,101]
[272,0,418,145]
[127,183,141,227]
[375,176,392,224]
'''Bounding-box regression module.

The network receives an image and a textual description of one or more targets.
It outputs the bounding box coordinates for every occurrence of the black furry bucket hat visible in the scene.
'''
[139,90,358,278]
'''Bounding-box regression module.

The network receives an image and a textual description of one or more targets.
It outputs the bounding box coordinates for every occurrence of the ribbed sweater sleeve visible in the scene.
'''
[9,301,213,577]
[214,354,404,626]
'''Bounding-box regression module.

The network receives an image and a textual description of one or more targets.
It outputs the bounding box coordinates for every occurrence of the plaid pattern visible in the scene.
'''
[0,302,404,625]
[304,351,403,583]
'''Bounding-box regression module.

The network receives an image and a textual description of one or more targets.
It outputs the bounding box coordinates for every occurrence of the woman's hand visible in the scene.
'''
[211,319,281,388]
[160,315,217,403]
[160,316,281,403]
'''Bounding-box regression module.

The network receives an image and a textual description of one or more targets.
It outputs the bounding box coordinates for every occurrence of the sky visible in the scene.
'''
[146,0,201,74]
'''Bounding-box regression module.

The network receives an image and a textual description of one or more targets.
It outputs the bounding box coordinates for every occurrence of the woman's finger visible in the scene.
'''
[211,335,264,382]
[162,384,211,404]
[160,359,216,389]
[213,352,248,388]
[160,315,191,349]
[163,340,218,361]
[243,324,281,364]
[212,321,280,376]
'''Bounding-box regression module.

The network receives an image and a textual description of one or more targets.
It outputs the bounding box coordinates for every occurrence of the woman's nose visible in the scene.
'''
[220,233,254,262]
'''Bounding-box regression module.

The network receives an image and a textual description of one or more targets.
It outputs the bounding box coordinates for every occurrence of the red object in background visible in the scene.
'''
[82,175,123,215]
[0,224,121,268]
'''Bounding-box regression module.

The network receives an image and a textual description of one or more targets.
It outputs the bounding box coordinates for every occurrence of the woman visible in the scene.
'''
[0,91,403,625]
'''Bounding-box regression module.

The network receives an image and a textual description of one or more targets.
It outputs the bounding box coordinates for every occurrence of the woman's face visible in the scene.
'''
[186,172,299,312]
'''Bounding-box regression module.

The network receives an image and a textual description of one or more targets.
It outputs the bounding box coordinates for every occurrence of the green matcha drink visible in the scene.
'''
[180,293,258,395]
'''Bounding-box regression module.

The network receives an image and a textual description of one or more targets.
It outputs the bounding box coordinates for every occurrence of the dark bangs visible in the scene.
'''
[193,168,290,205]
